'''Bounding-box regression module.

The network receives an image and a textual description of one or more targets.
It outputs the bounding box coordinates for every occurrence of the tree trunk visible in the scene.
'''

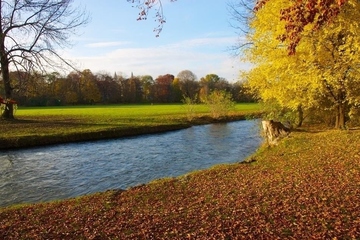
[0,4,14,119]
[2,103,14,119]
[0,59,14,119]
[335,102,346,129]
[297,105,304,127]
[262,120,290,145]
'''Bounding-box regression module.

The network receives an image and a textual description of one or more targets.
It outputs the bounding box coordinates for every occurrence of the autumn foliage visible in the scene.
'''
[1,128,360,238]
[255,0,347,54]
[243,0,360,129]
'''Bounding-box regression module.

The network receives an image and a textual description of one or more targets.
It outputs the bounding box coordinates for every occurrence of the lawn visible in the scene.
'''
[1,126,359,238]
[15,103,260,118]
[0,103,261,149]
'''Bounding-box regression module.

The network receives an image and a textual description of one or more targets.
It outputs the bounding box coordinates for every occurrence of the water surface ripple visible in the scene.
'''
[0,120,262,207]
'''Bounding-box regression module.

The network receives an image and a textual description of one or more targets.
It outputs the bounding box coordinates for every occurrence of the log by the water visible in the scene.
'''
[262,120,290,145]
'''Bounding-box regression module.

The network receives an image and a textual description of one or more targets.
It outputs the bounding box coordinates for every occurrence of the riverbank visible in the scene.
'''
[0,104,261,149]
[0,114,257,149]
[1,126,359,238]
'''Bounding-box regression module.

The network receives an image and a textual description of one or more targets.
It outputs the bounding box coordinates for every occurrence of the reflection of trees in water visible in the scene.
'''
[180,123,233,154]
[209,123,231,140]
[207,124,232,153]
[180,127,197,154]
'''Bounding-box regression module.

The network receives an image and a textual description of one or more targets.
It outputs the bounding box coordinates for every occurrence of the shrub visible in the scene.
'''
[182,95,198,121]
[205,90,235,119]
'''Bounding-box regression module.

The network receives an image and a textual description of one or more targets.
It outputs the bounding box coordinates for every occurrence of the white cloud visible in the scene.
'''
[64,36,251,81]
[169,37,237,49]
[85,41,130,48]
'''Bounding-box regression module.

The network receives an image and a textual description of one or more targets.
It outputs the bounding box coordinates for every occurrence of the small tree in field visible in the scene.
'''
[0,0,88,119]
[182,94,198,122]
[205,90,235,119]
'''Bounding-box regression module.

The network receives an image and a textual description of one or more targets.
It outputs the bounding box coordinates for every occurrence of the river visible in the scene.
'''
[0,120,262,207]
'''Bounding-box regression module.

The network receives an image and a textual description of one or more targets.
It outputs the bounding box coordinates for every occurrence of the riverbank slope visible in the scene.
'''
[1,126,359,239]
[0,104,261,149]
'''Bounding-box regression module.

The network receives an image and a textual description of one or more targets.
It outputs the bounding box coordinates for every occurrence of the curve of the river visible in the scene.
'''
[0,120,262,207]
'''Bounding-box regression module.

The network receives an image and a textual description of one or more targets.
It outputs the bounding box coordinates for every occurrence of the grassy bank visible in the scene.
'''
[0,103,261,149]
[1,126,359,238]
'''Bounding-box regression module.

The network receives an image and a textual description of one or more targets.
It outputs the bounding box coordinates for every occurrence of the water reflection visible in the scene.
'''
[0,120,262,207]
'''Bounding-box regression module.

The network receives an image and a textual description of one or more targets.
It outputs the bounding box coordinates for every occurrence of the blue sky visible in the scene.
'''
[64,0,249,81]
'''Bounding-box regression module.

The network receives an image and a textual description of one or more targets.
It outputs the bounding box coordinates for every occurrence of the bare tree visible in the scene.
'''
[0,0,88,118]
[227,0,255,56]
[177,70,199,100]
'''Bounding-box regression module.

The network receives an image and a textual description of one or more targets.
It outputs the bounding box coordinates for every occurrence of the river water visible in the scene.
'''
[0,120,262,208]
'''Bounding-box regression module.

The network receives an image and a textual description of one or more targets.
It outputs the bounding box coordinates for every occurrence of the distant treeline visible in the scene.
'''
[0,69,255,106]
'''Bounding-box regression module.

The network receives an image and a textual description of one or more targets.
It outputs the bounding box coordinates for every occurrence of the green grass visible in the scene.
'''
[0,103,261,149]
[16,103,259,118]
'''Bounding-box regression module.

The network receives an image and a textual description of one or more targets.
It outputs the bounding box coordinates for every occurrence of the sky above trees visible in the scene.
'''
[61,0,249,81]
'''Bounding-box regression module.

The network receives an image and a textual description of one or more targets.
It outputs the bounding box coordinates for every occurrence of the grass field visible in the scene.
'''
[15,103,260,118]
[0,103,261,149]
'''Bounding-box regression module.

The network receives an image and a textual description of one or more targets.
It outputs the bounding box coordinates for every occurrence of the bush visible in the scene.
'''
[260,100,298,125]
[182,95,198,121]
[205,90,235,119]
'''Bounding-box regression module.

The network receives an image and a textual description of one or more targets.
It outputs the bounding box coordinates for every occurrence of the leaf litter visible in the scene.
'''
[1,128,360,239]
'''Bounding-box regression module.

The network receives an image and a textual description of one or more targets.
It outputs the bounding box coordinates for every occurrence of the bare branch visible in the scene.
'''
[0,0,89,118]
[127,0,176,37]
[227,0,255,56]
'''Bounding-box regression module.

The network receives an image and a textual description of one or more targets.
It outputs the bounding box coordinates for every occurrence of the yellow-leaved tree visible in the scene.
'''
[242,0,360,129]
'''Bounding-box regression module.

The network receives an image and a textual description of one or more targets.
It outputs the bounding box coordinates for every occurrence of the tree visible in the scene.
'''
[65,71,83,104]
[79,69,101,104]
[140,75,154,102]
[115,74,143,103]
[153,74,174,103]
[230,81,255,103]
[0,0,88,118]
[53,74,78,105]
[199,74,220,102]
[53,76,69,104]
[306,8,360,128]
[127,76,143,103]
[171,77,182,103]
[254,0,348,54]
[45,72,62,105]
[243,0,360,129]
[95,72,122,104]
[177,70,199,101]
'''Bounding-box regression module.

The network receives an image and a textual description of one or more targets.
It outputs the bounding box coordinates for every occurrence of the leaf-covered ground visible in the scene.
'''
[1,127,360,239]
